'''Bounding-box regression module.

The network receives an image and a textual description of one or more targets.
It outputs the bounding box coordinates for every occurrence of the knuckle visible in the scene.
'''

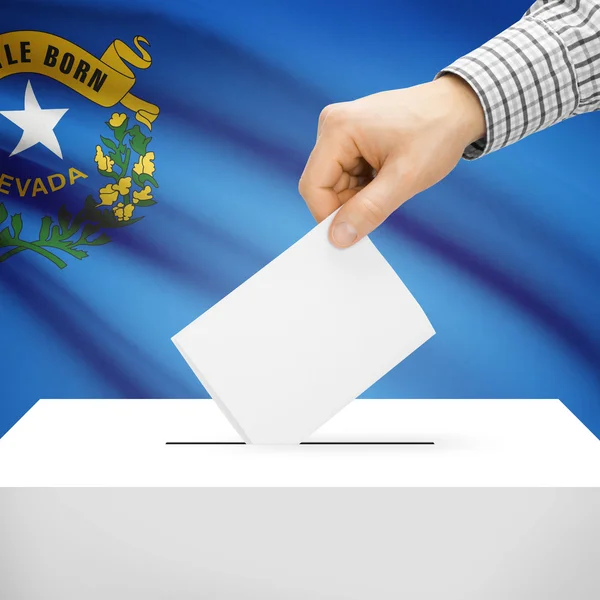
[298,174,311,198]
[358,194,388,228]
[318,104,335,123]
[319,102,349,128]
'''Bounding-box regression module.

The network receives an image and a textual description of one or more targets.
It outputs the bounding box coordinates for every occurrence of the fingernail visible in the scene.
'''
[332,221,358,247]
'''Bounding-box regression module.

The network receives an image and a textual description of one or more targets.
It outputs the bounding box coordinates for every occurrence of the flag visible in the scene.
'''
[1,0,599,439]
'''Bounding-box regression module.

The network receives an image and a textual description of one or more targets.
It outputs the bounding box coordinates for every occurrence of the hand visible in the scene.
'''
[298,74,486,247]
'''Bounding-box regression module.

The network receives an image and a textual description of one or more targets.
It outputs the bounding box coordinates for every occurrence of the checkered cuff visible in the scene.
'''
[438,0,600,160]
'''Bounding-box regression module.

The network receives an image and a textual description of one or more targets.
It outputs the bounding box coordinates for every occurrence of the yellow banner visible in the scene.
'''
[0,31,159,128]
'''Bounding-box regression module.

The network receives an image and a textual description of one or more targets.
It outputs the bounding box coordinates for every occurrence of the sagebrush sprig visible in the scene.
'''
[0,203,111,269]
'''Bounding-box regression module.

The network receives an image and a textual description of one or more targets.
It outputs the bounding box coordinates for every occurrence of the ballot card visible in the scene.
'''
[172,211,435,444]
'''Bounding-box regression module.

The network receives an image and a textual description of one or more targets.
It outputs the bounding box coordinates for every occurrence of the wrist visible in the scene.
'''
[433,73,486,147]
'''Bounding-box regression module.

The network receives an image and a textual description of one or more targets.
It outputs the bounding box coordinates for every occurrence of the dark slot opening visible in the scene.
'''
[165,441,434,445]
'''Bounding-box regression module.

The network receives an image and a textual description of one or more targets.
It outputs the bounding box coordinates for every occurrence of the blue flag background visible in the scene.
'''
[1,0,599,439]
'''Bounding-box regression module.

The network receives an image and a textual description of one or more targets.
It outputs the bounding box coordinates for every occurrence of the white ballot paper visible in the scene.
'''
[173,211,435,444]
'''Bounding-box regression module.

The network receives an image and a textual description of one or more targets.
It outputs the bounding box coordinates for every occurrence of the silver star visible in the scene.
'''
[0,80,69,159]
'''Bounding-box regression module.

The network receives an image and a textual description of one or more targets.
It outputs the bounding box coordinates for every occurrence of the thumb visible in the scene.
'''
[329,165,412,248]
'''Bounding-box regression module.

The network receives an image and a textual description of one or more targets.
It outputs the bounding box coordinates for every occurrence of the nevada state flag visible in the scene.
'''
[0,0,321,438]
[0,0,337,444]
[2,0,599,443]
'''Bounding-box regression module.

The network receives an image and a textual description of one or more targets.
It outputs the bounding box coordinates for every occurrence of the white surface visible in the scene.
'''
[0,399,599,487]
[172,211,434,444]
[3,488,599,600]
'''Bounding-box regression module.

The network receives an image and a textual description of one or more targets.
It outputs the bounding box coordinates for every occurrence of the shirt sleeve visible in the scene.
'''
[438,0,600,160]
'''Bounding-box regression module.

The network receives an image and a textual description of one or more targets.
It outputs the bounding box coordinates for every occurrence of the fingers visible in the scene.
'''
[329,164,414,248]
[298,135,343,222]
[316,102,345,139]
[300,102,404,232]
[299,114,363,222]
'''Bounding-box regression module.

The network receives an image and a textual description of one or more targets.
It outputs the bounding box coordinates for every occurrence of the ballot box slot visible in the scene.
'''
[302,441,434,445]
[166,442,246,445]
[165,441,435,445]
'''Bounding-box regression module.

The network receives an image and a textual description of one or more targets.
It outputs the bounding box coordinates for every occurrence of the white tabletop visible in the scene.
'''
[0,399,598,487]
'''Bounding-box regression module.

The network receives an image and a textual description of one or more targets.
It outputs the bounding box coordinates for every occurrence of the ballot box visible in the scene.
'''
[1,399,599,599]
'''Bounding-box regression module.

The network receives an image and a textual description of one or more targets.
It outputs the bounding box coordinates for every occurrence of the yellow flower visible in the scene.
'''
[109,113,127,128]
[97,178,132,207]
[113,203,135,222]
[114,177,132,196]
[97,184,119,206]
[132,185,153,204]
[113,202,124,219]
[94,145,114,173]
[133,151,156,177]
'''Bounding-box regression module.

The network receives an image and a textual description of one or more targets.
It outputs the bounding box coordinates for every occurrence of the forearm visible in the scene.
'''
[439,0,600,159]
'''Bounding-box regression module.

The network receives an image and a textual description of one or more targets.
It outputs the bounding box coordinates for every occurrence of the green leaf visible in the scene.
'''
[112,119,129,143]
[0,204,8,224]
[11,214,23,239]
[97,167,119,182]
[101,136,118,152]
[68,248,89,260]
[132,171,143,188]
[97,208,144,228]
[128,125,152,155]
[49,224,63,243]
[134,199,157,207]
[57,206,73,236]
[139,173,158,188]
[84,223,101,236]
[38,216,53,242]
[114,216,143,227]
[81,233,112,247]
[71,207,88,231]
[0,227,11,245]
[84,196,97,211]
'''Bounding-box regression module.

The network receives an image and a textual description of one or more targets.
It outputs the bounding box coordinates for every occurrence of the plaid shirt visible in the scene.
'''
[441,1,600,159]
